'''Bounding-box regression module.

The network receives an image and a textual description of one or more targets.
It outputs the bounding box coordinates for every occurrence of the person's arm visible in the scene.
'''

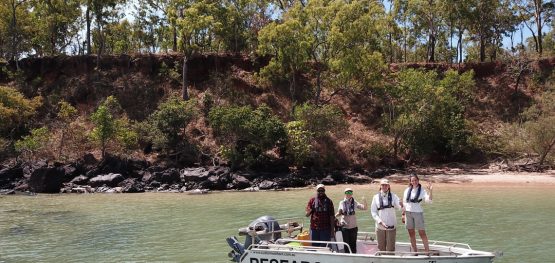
[426,181,433,202]
[336,201,344,217]
[356,197,368,210]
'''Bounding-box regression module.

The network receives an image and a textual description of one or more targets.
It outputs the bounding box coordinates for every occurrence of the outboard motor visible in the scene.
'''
[226,216,281,262]
[244,215,281,248]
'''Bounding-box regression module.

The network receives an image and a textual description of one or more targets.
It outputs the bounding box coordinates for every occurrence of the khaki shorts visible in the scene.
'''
[405,211,425,230]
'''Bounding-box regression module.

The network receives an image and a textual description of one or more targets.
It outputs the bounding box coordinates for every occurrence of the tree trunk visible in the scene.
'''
[538,138,555,166]
[535,3,543,55]
[479,34,486,62]
[10,0,18,67]
[182,55,189,100]
[86,0,91,55]
[315,69,321,105]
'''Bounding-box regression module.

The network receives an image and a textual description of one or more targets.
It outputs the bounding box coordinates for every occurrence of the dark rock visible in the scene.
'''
[141,171,153,182]
[369,168,395,178]
[28,166,66,193]
[276,174,307,188]
[89,173,124,187]
[258,180,277,190]
[70,175,89,185]
[207,166,231,176]
[230,174,251,189]
[181,167,210,182]
[0,166,24,188]
[149,181,161,188]
[151,168,180,184]
[118,178,145,193]
[198,175,228,190]
[321,175,336,185]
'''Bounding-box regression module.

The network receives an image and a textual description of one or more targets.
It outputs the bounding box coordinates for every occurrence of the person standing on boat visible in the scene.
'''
[305,184,335,247]
[403,173,433,253]
[370,179,403,252]
[336,187,367,253]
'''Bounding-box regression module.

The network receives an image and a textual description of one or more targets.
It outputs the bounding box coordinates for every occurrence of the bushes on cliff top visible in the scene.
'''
[0,86,42,137]
[208,104,287,169]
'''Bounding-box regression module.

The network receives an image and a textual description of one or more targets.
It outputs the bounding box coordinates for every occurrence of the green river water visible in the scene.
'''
[0,183,553,263]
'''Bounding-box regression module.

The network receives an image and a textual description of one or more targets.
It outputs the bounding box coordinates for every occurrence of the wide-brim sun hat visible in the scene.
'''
[316,184,325,190]
[380,179,390,185]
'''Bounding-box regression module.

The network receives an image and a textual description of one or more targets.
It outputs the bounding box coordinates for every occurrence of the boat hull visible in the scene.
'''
[243,249,494,263]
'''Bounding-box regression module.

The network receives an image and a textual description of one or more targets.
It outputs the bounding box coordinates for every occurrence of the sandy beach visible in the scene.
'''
[386,168,555,186]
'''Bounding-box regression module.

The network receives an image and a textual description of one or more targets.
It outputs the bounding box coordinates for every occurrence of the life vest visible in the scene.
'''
[406,184,423,203]
[342,198,356,215]
[312,196,331,212]
[378,191,394,210]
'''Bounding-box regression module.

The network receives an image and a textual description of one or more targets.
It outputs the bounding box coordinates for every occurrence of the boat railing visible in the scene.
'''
[357,231,377,241]
[420,239,472,250]
[272,238,353,253]
[238,217,305,240]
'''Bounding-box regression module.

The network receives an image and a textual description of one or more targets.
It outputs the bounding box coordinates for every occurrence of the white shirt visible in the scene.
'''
[370,191,402,229]
[403,185,432,213]
[337,198,366,229]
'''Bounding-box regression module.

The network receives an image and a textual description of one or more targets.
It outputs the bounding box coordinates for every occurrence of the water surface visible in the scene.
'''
[0,183,553,262]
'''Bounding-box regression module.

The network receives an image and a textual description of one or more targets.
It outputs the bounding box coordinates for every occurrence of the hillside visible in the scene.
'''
[1,54,554,176]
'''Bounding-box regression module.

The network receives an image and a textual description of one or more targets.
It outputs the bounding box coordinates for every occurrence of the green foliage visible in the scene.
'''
[285,120,313,166]
[15,127,50,160]
[90,96,137,158]
[0,86,42,136]
[293,103,346,138]
[384,69,475,158]
[208,104,287,169]
[147,95,197,149]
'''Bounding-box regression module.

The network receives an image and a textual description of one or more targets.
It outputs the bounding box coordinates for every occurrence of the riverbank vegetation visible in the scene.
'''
[0,0,554,176]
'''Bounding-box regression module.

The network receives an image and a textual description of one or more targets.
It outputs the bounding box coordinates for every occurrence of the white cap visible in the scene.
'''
[380,179,390,185]
[344,187,353,192]
[316,184,325,190]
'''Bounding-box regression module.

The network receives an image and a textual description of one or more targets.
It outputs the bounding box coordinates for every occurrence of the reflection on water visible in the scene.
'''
[0,184,554,263]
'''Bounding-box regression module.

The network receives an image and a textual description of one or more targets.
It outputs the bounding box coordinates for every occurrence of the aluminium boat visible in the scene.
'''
[226,216,497,263]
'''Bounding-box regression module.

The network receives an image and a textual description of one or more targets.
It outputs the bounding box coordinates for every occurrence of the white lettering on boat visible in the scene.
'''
[249,259,320,263]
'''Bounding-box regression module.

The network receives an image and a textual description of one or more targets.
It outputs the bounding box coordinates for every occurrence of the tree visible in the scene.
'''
[87,0,124,65]
[29,0,81,56]
[257,2,310,107]
[56,101,78,158]
[89,95,136,158]
[15,126,50,161]
[519,0,555,55]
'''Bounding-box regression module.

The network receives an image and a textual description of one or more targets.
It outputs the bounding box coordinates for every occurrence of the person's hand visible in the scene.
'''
[305,207,312,216]
[380,222,388,228]
[426,181,433,191]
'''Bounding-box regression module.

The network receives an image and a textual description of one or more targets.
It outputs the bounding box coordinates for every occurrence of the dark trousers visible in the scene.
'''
[310,228,331,247]
[341,227,358,253]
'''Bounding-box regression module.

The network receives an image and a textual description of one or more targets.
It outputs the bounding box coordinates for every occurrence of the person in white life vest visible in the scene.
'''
[370,179,403,252]
[335,187,367,253]
[403,173,433,253]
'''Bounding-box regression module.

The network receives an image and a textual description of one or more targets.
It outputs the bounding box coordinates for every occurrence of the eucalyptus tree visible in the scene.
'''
[518,0,555,55]
[137,0,176,52]
[83,0,125,62]
[1,0,33,67]
[258,2,311,107]
[170,0,223,100]
[29,0,82,56]
[403,0,445,62]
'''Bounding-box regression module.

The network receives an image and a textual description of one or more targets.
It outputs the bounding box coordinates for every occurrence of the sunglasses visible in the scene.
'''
[345,191,353,194]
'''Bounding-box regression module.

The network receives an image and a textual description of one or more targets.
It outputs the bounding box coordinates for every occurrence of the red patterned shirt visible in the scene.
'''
[306,195,335,230]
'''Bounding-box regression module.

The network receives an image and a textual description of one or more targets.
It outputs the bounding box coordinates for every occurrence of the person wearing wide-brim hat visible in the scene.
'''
[305,184,335,247]
[335,187,367,253]
[370,178,403,252]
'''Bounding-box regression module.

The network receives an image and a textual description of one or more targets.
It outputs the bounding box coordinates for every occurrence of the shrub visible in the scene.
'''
[139,96,197,152]
[501,89,555,166]
[384,69,474,158]
[0,85,42,136]
[209,104,287,169]
[293,103,347,138]
[285,121,313,166]
[90,96,138,158]
[15,127,50,161]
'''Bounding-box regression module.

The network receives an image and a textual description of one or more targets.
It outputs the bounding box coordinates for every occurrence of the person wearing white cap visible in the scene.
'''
[370,178,403,252]
[403,173,433,253]
[305,183,335,247]
[335,187,367,253]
